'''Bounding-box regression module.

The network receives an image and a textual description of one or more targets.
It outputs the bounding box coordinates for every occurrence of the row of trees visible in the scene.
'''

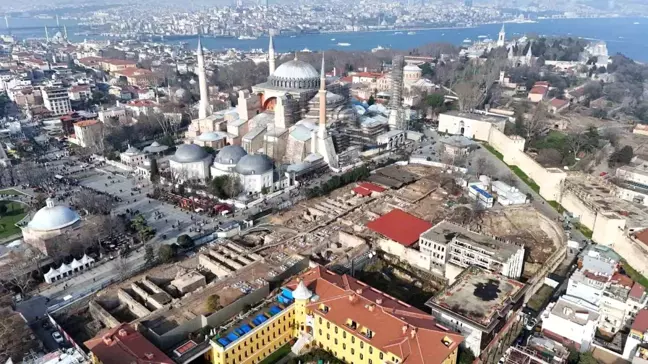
[305,166,370,198]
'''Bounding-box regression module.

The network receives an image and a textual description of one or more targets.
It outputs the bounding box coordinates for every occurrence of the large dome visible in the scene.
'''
[28,199,80,232]
[215,145,247,165]
[269,60,320,90]
[171,144,208,163]
[235,154,274,175]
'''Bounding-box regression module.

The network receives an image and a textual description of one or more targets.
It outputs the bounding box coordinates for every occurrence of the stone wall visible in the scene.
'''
[88,300,120,328]
[117,288,151,318]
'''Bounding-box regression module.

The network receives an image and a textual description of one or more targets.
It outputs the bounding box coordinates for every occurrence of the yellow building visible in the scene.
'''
[207,266,463,364]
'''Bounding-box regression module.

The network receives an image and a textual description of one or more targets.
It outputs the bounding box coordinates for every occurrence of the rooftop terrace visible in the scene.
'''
[426,266,526,330]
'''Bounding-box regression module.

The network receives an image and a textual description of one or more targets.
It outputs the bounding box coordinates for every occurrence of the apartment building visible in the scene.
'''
[541,295,600,353]
[72,119,103,149]
[207,266,464,364]
[41,86,72,116]
[419,221,524,279]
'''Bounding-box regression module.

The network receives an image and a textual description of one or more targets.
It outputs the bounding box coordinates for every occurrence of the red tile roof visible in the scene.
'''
[74,119,100,127]
[352,186,372,197]
[84,324,174,364]
[285,266,463,364]
[550,98,569,109]
[359,182,386,193]
[529,86,548,95]
[366,208,432,247]
[632,309,648,333]
[630,283,646,301]
[634,229,648,247]
[611,272,634,288]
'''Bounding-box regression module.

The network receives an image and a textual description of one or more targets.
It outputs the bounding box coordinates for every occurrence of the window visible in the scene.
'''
[360,342,364,349]
[335,327,338,334]
[360,354,363,360]
[319,317,322,324]
[343,344,346,350]
[369,360,372,364]
[343,331,346,339]
[327,334,330,340]
[352,337,355,344]
[380,353,384,359]
[335,339,338,345]
[369,347,373,354]
[327,322,330,329]
[351,348,355,355]
[319,329,322,336]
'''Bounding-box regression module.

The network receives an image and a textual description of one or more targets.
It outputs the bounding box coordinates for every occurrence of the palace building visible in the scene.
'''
[206,266,463,364]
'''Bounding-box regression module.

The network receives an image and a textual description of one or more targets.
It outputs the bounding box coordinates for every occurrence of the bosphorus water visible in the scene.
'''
[6,16,648,61]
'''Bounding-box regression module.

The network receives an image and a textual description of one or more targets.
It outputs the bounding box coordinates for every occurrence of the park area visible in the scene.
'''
[0,200,27,239]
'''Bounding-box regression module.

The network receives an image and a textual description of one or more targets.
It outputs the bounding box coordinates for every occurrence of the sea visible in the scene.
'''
[5,16,648,61]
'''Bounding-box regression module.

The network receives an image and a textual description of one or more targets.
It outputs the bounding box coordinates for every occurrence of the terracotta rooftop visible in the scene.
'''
[117,68,154,78]
[632,309,648,333]
[634,229,648,246]
[285,266,463,364]
[611,272,634,288]
[74,119,100,127]
[549,98,569,108]
[366,208,433,247]
[529,86,548,95]
[84,323,174,364]
[630,282,646,301]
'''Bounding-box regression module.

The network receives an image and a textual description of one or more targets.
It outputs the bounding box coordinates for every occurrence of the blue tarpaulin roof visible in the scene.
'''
[470,185,493,199]
[226,332,239,342]
[217,338,230,346]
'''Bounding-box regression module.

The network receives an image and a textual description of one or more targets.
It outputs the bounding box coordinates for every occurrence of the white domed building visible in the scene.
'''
[119,145,148,168]
[193,131,227,149]
[169,144,213,182]
[211,145,247,177]
[235,154,275,193]
[22,198,82,256]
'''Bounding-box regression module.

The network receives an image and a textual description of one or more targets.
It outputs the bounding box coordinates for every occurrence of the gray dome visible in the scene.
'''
[197,132,226,142]
[28,199,80,232]
[174,88,190,101]
[269,60,320,90]
[215,145,247,165]
[235,154,273,175]
[172,144,207,163]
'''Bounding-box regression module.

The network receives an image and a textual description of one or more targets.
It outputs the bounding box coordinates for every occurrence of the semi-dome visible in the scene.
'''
[404,64,422,72]
[123,145,141,155]
[197,132,226,142]
[215,145,247,165]
[235,154,273,175]
[171,144,208,163]
[28,199,80,232]
[269,60,320,90]
[143,141,169,153]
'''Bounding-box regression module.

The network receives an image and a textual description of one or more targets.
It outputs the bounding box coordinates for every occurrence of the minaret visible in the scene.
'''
[525,41,533,66]
[56,14,59,27]
[268,35,275,76]
[4,16,8,29]
[45,26,49,42]
[318,53,327,139]
[64,25,68,40]
[497,24,506,47]
[196,36,210,119]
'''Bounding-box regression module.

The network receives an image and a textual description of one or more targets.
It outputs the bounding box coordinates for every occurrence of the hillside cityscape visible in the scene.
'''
[3,2,648,364]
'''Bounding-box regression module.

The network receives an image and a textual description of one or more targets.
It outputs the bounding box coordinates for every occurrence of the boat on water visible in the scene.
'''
[478,35,487,38]
[331,38,336,41]
[463,38,472,43]
[290,35,296,38]
[407,31,416,35]
[337,42,351,46]
[394,31,404,35]
[238,35,257,40]
[301,48,312,52]
[634,22,640,25]
[372,45,388,52]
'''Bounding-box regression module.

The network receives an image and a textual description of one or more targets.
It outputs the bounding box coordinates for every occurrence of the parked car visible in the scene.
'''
[51,331,64,344]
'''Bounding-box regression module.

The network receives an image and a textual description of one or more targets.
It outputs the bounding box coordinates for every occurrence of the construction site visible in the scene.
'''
[52,163,567,361]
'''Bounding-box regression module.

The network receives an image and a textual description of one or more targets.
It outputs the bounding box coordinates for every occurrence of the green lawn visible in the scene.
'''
[0,201,27,239]
[0,188,27,196]
[259,343,292,364]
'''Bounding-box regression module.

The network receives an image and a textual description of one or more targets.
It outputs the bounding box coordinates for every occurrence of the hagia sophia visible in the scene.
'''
[174,35,416,195]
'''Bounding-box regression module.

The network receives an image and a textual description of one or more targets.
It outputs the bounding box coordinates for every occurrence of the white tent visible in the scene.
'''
[44,255,97,284]
[44,266,60,284]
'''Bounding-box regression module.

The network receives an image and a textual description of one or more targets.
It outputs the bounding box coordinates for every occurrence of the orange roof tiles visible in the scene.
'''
[117,68,154,78]
[74,119,100,127]
[285,266,463,364]
[529,86,548,95]
[550,98,569,108]
[366,208,432,247]
[611,272,634,288]
[630,283,646,300]
[84,323,174,364]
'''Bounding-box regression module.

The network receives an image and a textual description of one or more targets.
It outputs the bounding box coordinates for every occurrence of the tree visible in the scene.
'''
[0,204,8,218]
[210,174,243,199]
[578,352,599,364]
[144,244,155,267]
[457,347,476,364]
[2,251,38,298]
[367,95,376,106]
[609,145,634,167]
[177,234,194,249]
[149,158,160,184]
[158,245,175,263]
[72,190,115,215]
[206,294,222,311]
[472,157,493,176]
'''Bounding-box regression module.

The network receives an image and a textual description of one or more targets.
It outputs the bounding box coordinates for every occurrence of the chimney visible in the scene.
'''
[402,325,408,335]
[144,353,154,359]
[118,329,128,337]
[376,298,383,305]
[410,328,417,339]
[355,288,363,295]
[102,335,112,345]
[348,294,357,303]
[368,304,375,312]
